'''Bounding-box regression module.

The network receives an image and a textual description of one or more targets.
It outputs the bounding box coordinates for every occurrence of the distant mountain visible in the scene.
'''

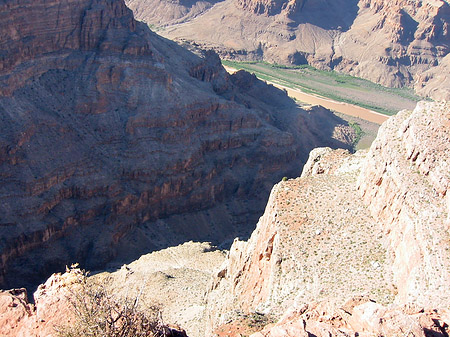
[127,0,450,100]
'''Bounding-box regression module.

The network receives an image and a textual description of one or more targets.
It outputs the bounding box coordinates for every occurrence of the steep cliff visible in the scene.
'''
[358,100,450,307]
[205,101,450,335]
[0,0,353,290]
[128,0,450,100]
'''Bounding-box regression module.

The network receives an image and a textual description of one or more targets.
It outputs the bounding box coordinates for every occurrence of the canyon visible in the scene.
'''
[0,0,449,336]
[0,0,354,291]
[205,100,450,336]
[126,0,450,100]
[1,100,449,337]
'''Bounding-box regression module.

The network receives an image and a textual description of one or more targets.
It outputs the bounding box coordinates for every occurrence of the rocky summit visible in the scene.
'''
[0,0,352,291]
[128,0,450,100]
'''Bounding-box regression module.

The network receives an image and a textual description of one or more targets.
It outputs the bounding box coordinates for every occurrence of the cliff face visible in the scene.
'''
[236,0,304,16]
[358,101,450,307]
[130,0,450,100]
[334,0,450,95]
[205,101,450,335]
[0,0,352,290]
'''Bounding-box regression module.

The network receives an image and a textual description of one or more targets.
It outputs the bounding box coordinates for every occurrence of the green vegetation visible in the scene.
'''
[222,60,421,115]
[349,121,364,146]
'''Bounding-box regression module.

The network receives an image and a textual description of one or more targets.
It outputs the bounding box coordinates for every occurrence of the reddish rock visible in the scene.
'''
[249,299,450,337]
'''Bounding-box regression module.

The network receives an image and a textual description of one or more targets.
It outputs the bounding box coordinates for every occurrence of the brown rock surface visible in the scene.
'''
[249,298,450,337]
[0,0,352,290]
[94,241,226,337]
[0,270,78,337]
[0,267,190,337]
[125,0,219,26]
[127,0,450,99]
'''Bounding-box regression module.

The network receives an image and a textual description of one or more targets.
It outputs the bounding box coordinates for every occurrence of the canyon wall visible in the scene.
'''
[0,0,352,290]
[129,0,450,100]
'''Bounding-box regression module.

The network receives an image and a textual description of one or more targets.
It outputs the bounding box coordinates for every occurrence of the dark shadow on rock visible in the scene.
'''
[0,0,354,294]
[288,0,360,32]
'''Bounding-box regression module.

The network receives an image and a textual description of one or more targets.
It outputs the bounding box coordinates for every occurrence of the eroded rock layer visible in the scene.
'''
[129,0,450,100]
[0,0,352,290]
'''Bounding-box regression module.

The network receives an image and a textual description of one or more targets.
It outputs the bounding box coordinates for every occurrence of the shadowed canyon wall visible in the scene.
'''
[0,0,352,290]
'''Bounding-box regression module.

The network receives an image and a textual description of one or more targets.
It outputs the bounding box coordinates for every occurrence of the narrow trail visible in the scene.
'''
[224,66,390,125]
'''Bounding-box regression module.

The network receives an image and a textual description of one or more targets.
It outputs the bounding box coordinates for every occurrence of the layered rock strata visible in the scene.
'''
[129,0,450,100]
[0,0,353,290]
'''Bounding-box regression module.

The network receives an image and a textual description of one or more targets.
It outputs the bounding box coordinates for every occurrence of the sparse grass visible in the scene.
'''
[222,60,421,115]
[56,268,167,337]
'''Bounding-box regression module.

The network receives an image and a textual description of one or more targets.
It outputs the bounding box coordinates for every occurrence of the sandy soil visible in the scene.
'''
[224,66,389,124]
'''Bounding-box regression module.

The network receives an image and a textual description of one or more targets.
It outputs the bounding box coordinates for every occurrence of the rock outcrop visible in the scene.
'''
[128,0,450,100]
[359,100,450,307]
[0,269,79,337]
[205,148,395,335]
[250,298,450,337]
[236,0,303,16]
[0,267,189,337]
[205,101,450,336]
[94,241,226,337]
[0,0,353,290]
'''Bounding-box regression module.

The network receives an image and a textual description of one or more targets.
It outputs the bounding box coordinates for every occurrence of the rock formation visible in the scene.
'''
[0,267,189,337]
[0,0,352,291]
[250,298,450,337]
[127,0,450,100]
[1,96,448,337]
[358,100,450,308]
[205,101,450,336]
[94,241,226,337]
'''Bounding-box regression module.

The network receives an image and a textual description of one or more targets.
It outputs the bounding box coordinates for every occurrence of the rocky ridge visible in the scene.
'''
[0,267,188,337]
[205,101,450,336]
[0,0,353,290]
[359,100,450,307]
[127,0,450,100]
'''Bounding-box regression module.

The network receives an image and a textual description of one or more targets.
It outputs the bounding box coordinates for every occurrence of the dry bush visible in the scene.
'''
[56,268,169,337]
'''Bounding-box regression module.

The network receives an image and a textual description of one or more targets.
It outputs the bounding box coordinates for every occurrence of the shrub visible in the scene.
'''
[56,269,168,337]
